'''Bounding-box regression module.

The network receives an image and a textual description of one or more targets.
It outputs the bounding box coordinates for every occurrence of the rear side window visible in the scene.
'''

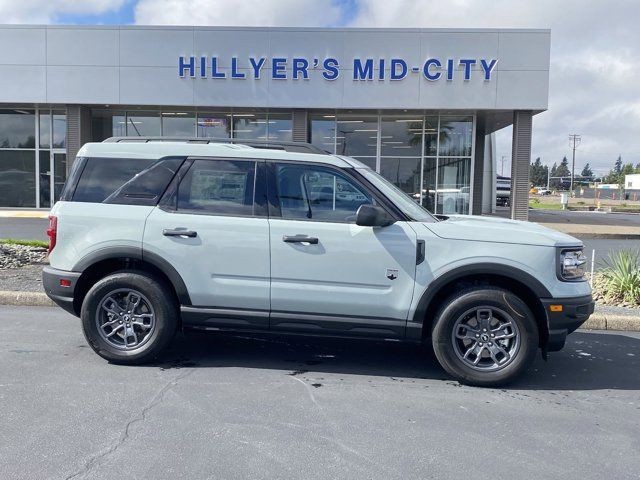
[176,159,256,216]
[71,157,183,204]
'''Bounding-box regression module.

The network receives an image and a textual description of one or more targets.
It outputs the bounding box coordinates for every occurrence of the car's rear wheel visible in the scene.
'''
[81,272,178,364]
[431,287,538,386]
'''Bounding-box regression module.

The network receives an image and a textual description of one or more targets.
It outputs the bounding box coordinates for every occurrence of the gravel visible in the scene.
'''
[0,244,47,292]
[0,244,47,269]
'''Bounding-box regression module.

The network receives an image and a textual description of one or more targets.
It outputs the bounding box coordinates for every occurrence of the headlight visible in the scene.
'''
[560,249,587,280]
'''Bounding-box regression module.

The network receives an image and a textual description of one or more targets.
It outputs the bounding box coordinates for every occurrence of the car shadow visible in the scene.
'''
[147,330,640,391]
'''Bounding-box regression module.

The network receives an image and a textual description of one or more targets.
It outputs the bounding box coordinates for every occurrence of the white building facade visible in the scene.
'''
[0,25,550,218]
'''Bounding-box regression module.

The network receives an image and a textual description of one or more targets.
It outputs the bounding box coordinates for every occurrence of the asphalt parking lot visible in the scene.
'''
[1,306,639,480]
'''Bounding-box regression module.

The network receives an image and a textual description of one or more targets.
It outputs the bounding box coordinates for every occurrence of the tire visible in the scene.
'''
[431,287,539,387]
[81,271,178,364]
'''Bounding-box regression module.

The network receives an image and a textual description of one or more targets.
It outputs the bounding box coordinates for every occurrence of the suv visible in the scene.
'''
[43,140,594,386]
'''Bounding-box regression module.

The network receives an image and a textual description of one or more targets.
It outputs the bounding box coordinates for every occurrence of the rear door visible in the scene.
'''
[143,157,271,329]
[267,162,418,338]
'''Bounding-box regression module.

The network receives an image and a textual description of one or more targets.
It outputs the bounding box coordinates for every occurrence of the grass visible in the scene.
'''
[528,201,563,210]
[0,238,49,248]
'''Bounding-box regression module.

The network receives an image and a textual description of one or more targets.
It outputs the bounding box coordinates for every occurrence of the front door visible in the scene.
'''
[143,158,271,329]
[39,150,67,208]
[267,162,417,338]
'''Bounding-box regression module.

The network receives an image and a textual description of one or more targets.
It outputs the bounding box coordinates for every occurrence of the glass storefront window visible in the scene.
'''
[52,112,66,148]
[39,113,50,148]
[336,116,377,157]
[162,112,195,137]
[0,150,36,207]
[126,112,160,137]
[233,113,267,140]
[436,157,471,215]
[439,116,473,157]
[308,114,337,153]
[267,113,293,141]
[423,116,439,157]
[380,157,421,200]
[0,110,35,148]
[112,114,126,137]
[380,117,423,157]
[197,114,231,138]
[422,157,437,212]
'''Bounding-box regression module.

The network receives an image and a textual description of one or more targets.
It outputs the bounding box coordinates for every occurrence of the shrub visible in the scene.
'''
[600,249,640,305]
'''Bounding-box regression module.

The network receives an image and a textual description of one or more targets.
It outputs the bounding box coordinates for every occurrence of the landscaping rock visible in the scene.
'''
[0,244,47,270]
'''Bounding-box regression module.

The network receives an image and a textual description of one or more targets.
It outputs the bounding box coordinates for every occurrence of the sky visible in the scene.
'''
[1,0,638,177]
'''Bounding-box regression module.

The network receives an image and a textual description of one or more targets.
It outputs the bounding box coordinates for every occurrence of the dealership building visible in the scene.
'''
[0,25,550,219]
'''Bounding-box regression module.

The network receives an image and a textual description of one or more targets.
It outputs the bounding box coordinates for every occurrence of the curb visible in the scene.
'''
[0,291,54,307]
[1,290,639,331]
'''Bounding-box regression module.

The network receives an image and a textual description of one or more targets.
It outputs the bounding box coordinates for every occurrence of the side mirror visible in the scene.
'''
[355,204,395,227]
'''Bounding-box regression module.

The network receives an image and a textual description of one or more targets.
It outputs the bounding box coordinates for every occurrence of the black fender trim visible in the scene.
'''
[73,246,143,271]
[142,250,192,305]
[407,263,551,340]
[72,246,191,306]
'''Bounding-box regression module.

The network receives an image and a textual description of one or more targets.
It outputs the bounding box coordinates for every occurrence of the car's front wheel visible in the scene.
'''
[431,287,539,386]
[81,272,178,364]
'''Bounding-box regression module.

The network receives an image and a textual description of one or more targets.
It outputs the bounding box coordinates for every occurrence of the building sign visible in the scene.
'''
[178,56,498,82]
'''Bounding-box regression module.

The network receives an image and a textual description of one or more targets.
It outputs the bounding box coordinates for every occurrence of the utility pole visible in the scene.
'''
[569,134,581,193]
[500,156,506,176]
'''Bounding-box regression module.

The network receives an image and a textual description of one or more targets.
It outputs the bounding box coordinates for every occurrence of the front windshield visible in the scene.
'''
[359,168,437,223]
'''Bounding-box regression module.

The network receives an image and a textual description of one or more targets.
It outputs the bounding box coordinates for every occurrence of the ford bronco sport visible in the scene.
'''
[43,138,594,386]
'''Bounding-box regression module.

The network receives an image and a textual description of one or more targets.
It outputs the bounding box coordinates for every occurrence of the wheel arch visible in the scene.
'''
[72,247,191,316]
[412,263,550,348]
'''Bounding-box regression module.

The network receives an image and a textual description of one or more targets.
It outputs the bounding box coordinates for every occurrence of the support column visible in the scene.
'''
[66,105,91,174]
[291,109,308,143]
[472,118,486,215]
[510,111,533,220]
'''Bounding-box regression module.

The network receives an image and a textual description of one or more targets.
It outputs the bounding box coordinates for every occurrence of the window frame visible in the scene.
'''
[158,156,268,218]
[265,160,403,224]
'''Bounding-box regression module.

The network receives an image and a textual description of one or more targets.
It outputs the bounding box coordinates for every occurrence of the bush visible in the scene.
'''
[599,249,640,305]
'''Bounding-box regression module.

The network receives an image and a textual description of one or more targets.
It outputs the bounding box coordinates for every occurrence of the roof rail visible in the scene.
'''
[102,136,329,155]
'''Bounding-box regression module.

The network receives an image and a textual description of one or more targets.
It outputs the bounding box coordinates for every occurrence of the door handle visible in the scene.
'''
[163,229,198,238]
[283,235,318,245]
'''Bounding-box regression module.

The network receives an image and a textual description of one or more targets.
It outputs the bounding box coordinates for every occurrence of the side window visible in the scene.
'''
[274,164,374,223]
[105,158,184,206]
[72,157,156,203]
[177,159,256,216]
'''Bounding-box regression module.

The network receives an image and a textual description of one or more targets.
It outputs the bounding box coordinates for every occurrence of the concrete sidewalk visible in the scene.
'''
[539,222,640,239]
[0,209,49,219]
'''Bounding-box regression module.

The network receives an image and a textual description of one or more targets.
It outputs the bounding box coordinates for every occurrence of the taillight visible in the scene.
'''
[46,215,57,254]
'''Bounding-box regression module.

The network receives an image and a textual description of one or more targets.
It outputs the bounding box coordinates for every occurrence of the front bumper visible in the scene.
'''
[541,294,595,352]
[42,266,81,316]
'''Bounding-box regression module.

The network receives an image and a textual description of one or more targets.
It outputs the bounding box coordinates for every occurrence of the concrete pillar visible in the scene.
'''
[66,105,91,174]
[292,109,308,143]
[481,133,497,214]
[510,111,533,220]
[472,118,486,215]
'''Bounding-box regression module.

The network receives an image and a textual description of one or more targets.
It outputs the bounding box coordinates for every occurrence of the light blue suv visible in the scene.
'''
[43,138,594,386]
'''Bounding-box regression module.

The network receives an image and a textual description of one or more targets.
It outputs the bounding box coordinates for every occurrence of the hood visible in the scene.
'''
[424,215,582,248]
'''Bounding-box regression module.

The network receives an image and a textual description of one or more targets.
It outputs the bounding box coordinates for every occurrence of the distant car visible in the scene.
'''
[537,189,551,196]
[496,176,511,207]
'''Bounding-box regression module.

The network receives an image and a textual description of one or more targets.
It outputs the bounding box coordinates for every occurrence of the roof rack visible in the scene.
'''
[102,136,329,155]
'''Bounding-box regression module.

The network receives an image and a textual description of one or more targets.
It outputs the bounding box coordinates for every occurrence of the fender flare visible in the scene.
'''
[409,263,551,336]
[73,246,192,306]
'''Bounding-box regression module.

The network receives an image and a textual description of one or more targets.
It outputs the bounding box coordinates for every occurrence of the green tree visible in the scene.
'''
[615,155,623,174]
[580,163,593,179]
[556,156,571,177]
[529,157,548,187]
